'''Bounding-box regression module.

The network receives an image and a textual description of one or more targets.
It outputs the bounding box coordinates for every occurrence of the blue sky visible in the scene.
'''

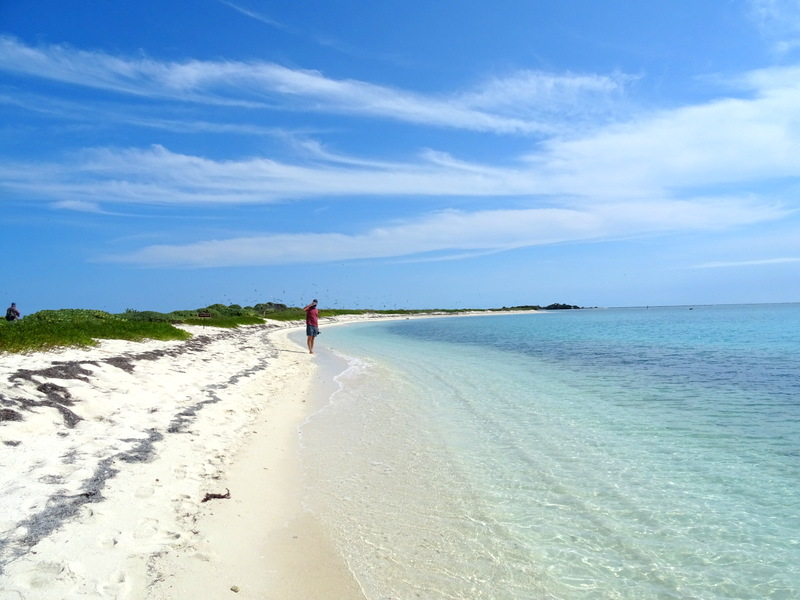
[2,0,800,313]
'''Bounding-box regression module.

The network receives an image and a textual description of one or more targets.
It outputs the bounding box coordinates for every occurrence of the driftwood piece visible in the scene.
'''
[201,488,231,503]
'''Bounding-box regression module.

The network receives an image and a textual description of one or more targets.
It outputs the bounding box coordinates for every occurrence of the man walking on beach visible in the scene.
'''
[303,299,319,354]
[5,303,20,321]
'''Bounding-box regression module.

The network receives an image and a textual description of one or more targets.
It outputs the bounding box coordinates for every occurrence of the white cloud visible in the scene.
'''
[8,56,800,207]
[531,67,800,197]
[0,144,554,205]
[104,199,785,267]
[3,36,800,269]
[458,70,632,125]
[51,200,104,213]
[8,62,797,210]
[0,36,624,134]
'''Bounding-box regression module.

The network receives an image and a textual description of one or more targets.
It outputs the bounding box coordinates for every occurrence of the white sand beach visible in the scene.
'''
[1,310,535,599]
[0,319,367,599]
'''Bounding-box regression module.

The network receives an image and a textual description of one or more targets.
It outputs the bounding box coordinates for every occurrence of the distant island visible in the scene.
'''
[504,303,583,310]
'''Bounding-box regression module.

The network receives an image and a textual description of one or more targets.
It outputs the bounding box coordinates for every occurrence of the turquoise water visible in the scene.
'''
[298,305,800,599]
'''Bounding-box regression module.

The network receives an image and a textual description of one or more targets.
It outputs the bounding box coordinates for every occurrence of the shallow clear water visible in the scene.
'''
[298,305,800,599]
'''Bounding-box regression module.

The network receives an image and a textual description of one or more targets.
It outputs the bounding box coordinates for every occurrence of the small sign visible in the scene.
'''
[197,312,212,318]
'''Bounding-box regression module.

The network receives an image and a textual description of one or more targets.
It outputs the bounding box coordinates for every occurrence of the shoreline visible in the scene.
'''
[0,310,541,599]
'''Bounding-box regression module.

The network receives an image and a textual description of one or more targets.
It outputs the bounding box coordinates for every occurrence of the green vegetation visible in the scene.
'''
[0,303,364,354]
[0,301,562,355]
[182,316,265,327]
[0,309,192,354]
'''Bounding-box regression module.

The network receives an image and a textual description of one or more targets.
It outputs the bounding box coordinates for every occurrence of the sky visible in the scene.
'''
[2,0,800,313]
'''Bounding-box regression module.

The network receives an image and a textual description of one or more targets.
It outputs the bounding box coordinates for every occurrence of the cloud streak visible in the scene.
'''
[217,1,290,30]
[693,256,800,269]
[0,36,626,134]
[5,67,800,208]
[104,200,786,267]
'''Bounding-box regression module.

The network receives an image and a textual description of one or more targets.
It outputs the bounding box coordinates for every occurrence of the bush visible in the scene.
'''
[253,302,289,315]
[120,310,175,323]
[183,315,265,328]
[0,309,191,354]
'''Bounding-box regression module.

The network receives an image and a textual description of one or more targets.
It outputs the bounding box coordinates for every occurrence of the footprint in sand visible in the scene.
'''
[23,560,74,589]
[89,569,127,598]
[134,486,155,499]
[133,517,159,540]
[96,531,121,549]
[133,518,182,548]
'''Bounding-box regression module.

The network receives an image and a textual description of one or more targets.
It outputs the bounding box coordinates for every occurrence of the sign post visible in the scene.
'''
[197,312,212,327]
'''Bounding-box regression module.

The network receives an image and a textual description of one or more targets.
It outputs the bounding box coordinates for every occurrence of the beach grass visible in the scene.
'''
[182,316,265,327]
[0,309,192,354]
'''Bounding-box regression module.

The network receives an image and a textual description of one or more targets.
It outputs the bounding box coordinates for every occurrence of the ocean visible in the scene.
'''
[297,305,800,599]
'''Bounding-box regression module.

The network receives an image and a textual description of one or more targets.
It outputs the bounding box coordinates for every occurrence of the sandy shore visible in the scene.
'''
[0,310,537,599]
[0,319,366,599]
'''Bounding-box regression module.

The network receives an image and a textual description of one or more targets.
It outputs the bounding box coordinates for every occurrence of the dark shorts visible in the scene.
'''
[306,325,320,337]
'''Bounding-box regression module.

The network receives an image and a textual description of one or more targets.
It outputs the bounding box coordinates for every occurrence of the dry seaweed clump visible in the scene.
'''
[0,407,22,422]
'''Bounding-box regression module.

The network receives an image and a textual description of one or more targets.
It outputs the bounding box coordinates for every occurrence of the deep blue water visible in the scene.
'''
[299,305,800,599]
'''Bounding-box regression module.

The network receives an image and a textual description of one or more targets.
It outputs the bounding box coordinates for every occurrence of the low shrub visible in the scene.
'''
[0,309,190,354]
[183,316,265,328]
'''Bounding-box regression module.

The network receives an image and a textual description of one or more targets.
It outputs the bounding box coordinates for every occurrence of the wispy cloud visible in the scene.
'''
[749,0,800,53]
[217,1,291,30]
[216,1,422,63]
[458,70,633,124]
[4,59,800,209]
[0,89,302,138]
[104,200,785,267]
[530,67,800,197]
[3,36,799,269]
[0,36,626,134]
[51,200,105,213]
[1,144,541,205]
[692,256,800,269]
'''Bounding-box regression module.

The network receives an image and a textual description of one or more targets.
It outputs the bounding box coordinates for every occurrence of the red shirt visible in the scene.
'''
[305,306,319,327]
